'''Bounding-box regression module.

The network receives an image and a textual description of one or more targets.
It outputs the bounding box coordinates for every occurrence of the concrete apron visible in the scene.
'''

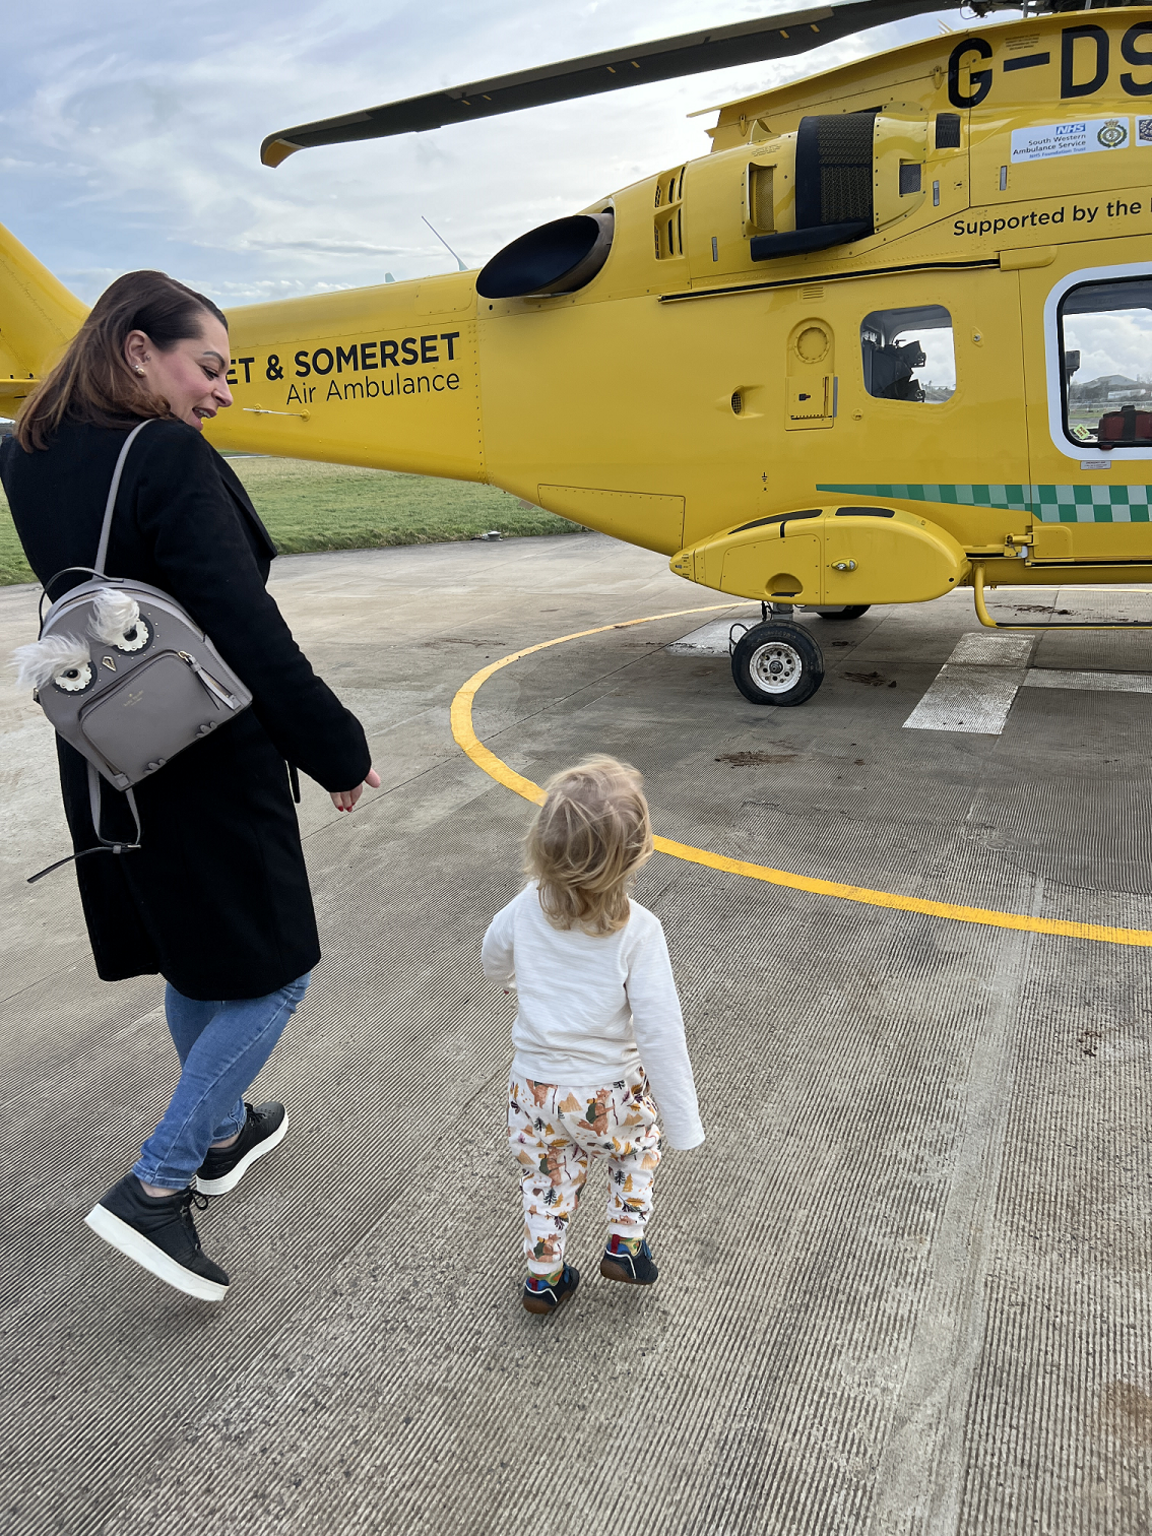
[1,533,1150,1536]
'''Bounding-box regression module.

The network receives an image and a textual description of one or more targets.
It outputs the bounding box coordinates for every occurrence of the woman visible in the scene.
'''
[1,271,379,1303]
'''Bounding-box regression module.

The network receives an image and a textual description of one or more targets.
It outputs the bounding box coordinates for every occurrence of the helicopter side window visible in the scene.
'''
[1058,278,1152,448]
[860,305,955,403]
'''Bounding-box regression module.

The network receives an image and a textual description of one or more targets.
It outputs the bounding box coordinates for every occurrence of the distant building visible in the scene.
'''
[1069,373,1149,402]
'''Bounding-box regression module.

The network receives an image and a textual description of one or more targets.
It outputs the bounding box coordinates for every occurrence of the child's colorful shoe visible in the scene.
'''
[600,1234,659,1285]
[522,1264,580,1315]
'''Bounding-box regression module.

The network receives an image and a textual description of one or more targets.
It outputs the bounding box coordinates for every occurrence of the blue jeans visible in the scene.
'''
[133,973,310,1190]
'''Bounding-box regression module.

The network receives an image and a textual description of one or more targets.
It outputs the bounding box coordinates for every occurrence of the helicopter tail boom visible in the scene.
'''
[204,271,487,484]
[0,220,87,412]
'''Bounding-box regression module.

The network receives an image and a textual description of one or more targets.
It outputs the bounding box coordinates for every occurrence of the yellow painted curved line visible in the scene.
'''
[450,607,1152,949]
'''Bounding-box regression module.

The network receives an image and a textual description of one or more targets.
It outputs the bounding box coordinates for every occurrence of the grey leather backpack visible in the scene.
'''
[13,420,252,880]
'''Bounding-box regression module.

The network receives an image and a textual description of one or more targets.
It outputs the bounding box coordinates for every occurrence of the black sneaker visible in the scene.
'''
[522,1264,580,1315]
[85,1175,229,1302]
[600,1235,659,1285]
[195,1102,288,1195]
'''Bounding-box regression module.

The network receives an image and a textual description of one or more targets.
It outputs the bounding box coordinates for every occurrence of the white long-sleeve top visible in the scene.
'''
[481,884,704,1149]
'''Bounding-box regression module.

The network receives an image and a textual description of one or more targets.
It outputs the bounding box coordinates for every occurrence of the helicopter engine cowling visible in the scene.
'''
[670,505,968,607]
[750,108,927,261]
[477,210,614,299]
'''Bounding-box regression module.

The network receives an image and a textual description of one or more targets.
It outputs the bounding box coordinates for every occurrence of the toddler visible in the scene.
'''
[482,755,703,1315]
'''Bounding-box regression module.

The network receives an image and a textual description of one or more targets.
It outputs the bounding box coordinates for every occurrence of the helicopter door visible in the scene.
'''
[1021,262,1152,565]
[832,270,1029,552]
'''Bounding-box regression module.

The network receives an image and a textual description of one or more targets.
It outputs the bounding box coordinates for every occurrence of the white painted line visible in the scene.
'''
[903,664,1031,734]
[948,631,1036,666]
[667,618,748,656]
[903,632,1038,735]
[1022,669,1152,695]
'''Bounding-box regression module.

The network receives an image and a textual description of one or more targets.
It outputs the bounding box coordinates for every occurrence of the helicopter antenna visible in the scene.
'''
[421,216,467,272]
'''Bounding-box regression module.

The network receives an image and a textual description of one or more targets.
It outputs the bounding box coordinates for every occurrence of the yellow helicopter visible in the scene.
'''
[5,0,1152,705]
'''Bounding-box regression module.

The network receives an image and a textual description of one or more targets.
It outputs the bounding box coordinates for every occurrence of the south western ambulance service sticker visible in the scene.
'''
[1011,119,1130,162]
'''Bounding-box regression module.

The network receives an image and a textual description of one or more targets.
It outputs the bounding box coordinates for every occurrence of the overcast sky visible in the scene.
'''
[2,1,953,309]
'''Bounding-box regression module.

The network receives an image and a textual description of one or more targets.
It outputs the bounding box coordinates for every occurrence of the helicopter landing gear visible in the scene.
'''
[812,604,871,622]
[730,621,825,706]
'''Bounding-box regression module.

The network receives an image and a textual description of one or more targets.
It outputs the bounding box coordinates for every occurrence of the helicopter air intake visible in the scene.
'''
[477,211,614,300]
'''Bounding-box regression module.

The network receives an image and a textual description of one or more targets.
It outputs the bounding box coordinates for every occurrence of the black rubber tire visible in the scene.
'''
[814,605,871,621]
[730,621,825,707]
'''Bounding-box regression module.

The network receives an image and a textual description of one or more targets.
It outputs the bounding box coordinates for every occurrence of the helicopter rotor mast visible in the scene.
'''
[259,0,1004,167]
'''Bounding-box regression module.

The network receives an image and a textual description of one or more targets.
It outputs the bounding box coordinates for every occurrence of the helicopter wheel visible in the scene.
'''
[813,605,870,621]
[731,621,824,707]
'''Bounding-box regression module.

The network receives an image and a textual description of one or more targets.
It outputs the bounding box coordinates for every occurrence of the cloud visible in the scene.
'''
[217,238,410,257]
[1066,309,1152,383]
[1,0,948,306]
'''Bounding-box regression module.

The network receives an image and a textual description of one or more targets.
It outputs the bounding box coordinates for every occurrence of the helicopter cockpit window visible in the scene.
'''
[1059,277,1152,448]
[860,305,955,403]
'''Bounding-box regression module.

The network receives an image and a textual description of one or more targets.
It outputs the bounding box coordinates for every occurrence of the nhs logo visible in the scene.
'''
[1056,123,1087,136]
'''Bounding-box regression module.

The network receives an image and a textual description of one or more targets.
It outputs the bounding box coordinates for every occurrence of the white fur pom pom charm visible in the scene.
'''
[89,588,149,652]
[11,635,95,694]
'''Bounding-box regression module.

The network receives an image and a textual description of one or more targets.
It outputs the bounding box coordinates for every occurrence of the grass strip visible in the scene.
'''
[0,455,580,585]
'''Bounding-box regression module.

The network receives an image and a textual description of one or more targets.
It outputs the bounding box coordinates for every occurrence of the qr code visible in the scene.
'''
[1139,117,1152,142]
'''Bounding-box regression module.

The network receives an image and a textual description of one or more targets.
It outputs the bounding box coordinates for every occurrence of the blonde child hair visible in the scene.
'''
[524,755,653,937]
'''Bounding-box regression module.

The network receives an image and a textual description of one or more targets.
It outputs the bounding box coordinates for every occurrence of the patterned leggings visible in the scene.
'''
[508,1069,662,1274]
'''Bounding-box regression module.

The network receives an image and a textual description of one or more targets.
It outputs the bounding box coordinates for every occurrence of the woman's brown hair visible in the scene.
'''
[525,756,653,936]
[16,270,227,451]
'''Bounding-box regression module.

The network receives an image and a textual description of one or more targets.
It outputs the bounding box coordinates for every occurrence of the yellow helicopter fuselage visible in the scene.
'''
[7,10,1152,611]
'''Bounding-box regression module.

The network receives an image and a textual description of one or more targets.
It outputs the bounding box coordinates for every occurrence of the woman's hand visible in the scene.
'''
[330,768,381,812]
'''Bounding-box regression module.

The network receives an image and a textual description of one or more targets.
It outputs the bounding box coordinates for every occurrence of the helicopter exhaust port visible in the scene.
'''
[476,209,614,299]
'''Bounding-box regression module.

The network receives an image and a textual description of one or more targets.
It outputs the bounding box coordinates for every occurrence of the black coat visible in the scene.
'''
[1,419,371,1000]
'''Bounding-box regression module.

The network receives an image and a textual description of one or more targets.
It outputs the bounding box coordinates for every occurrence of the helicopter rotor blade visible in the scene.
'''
[260,0,977,166]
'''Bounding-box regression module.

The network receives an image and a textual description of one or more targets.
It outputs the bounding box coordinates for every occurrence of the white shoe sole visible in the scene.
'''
[84,1204,227,1303]
[195,1109,289,1195]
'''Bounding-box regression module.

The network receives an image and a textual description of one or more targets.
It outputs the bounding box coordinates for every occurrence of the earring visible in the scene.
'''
[134,366,146,377]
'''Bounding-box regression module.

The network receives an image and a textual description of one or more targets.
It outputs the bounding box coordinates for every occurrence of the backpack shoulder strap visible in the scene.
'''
[26,764,142,884]
[94,419,154,576]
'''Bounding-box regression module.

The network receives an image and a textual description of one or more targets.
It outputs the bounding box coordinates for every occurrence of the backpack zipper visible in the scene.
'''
[177,651,243,709]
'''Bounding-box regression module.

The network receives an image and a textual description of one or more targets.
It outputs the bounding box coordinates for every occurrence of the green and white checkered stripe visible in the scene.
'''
[1027,484,1152,522]
[816,483,1152,523]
